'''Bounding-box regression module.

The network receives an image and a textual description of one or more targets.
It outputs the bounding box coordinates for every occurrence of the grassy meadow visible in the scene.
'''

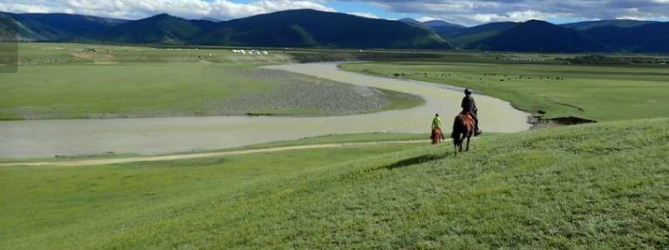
[342,61,669,122]
[0,43,422,120]
[1,138,423,250]
[1,118,667,249]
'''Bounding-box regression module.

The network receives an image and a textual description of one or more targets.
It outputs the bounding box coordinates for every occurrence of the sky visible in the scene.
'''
[1,0,668,26]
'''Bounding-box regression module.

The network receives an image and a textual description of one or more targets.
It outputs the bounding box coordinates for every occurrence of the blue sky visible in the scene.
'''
[1,0,668,26]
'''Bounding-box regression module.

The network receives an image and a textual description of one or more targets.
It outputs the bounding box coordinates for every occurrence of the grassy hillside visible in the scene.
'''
[341,61,669,122]
[1,118,667,249]
[0,139,423,250]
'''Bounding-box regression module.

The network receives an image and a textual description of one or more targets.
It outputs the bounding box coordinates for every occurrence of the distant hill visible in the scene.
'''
[399,18,424,27]
[423,20,464,29]
[400,18,467,40]
[0,12,126,41]
[94,14,208,44]
[584,22,669,53]
[423,20,466,38]
[443,22,517,48]
[466,20,609,52]
[196,9,450,49]
[561,19,658,30]
[0,16,18,40]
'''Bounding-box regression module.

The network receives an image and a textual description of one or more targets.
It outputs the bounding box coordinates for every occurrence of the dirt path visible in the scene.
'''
[0,140,434,167]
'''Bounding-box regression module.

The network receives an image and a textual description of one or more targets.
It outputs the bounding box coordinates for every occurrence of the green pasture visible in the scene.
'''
[1,118,667,249]
[0,63,272,119]
[0,141,422,250]
[0,43,421,120]
[342,61,669,121]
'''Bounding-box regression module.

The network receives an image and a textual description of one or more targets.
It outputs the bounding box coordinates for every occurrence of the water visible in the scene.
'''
[0,63,531,159]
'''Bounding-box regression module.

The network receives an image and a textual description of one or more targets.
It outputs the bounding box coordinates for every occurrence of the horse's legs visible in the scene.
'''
[458,134,464,152]
[453,133,459,154]
[466,134,471,151]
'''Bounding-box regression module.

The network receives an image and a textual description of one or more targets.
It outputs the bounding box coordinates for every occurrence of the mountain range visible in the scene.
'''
[1,9,668,53]
[432,19,668,53]
[0,9,448,49]
[465,20,608,53]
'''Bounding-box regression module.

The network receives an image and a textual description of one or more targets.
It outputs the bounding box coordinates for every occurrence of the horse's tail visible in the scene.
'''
[451,115,462,143]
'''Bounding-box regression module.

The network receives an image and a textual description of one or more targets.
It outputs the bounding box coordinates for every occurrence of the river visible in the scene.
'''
[0,62,531,159]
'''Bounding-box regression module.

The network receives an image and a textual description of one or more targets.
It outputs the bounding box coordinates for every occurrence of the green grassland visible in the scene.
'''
[0,43,422,120]
[0,62,268,119]
[0,142,422,250]
[2,118,667,249]
[341,61,669,122]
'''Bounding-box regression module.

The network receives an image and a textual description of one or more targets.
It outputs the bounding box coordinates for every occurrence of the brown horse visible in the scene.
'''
[431,128,443,144]
[451,111,475,153]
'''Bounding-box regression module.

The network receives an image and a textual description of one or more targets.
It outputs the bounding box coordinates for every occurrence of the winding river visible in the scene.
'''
[0,63,531,159]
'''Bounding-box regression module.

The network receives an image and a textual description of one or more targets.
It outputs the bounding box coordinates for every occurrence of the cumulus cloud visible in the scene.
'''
[352,0,669,25]
[0,0,334,20]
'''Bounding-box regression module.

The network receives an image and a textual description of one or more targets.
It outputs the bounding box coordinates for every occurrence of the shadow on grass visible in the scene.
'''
[384,154,447,170]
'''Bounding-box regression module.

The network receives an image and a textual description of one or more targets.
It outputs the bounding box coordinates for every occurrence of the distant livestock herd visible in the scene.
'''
[232,49,269,55]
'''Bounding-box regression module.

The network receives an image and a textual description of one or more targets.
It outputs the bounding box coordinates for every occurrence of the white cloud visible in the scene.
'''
[341,0,669,25]
[507,10,553,22]
[0,0,335,20]
[348,12,379,19]
[417,16,439,22]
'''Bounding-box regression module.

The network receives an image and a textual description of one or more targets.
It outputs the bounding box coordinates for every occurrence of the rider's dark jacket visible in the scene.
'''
[461,95,477,113]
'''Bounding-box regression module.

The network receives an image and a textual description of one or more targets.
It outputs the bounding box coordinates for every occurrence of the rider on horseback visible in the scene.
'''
[431,113,445,142]
[432,113,442,131]
[462,89,482,136]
